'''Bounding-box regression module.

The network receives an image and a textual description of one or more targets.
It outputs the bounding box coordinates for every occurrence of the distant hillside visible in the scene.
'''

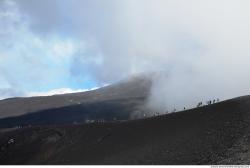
[0,75,152,127]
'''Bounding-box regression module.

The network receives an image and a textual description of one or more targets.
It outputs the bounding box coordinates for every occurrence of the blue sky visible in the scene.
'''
[1,0,250,108]
[0,0,101,98]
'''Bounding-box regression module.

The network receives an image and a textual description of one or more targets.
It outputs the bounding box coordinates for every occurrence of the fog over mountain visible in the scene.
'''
[1,0,250,112]
[2,1,250,165]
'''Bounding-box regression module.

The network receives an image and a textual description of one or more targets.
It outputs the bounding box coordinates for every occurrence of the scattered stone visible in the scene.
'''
[8,138,15,145]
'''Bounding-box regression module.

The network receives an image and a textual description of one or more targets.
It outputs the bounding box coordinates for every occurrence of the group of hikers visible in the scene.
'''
[183,98,220,112]
[149,98,221,118]
[196,98,220,108]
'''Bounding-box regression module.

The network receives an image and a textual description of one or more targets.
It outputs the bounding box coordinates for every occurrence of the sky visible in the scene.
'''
[1,0,250,111]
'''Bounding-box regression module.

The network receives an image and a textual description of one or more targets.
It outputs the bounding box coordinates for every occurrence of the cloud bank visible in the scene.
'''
[1,0,250,112]
[27,87,99,97]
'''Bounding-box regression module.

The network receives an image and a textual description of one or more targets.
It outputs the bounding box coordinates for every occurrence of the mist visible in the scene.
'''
[1,0,250,112]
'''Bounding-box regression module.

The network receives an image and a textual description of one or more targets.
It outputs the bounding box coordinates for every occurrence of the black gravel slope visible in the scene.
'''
[1,96,250,164]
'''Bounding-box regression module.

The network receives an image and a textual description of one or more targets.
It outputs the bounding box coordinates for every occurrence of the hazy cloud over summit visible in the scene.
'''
[1,0,250,110]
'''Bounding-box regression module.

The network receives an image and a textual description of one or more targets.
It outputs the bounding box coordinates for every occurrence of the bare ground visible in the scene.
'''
[1,96,250,165]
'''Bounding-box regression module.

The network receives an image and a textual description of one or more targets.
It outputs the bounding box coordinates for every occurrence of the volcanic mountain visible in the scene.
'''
[1,75,250,164]
[0,75,152,128]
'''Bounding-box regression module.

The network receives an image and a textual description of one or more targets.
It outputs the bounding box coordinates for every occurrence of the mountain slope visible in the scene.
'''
[0,75,152,125]
[1,95,250,164]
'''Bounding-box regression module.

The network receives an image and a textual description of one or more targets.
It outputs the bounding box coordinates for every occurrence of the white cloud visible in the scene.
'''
[26,87,98,97]
[52,41,75,58]
[0,88,25,100]
[0,1,91,98]
[0,87,100,100]
[2,0,250,112]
